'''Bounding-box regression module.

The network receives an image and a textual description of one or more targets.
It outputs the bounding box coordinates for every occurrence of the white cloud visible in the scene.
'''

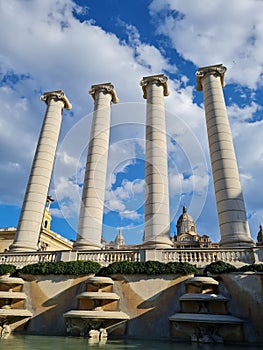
[0,0,174,209]
[117,20,177,73]
[105,178,145,217]
[120,210,143,221]
[149,0,263,88]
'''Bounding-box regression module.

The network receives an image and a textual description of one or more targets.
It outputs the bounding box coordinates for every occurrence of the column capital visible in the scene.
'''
[89,83,119,103]
[196,64,227,91]
[40,90,72,110]
[140,74,169,99]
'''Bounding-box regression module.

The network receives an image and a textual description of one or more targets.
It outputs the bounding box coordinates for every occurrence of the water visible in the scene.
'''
[0,335,261,350]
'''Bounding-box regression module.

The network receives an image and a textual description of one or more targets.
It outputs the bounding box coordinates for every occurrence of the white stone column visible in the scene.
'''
[196,64,254,247]
[74,83,118,251]
[10,90,72,252]
[140,74,173,248]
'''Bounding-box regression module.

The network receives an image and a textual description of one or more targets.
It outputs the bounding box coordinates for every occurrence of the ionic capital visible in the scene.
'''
[140,74,169,99]
[40,90,72,110]
[89,83,119,104]
[196,64,227,91]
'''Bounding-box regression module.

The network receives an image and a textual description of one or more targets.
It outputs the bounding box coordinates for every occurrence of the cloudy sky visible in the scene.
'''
[0,0,262,245]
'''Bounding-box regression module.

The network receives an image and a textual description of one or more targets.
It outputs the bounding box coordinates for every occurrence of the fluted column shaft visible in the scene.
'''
[196,64,254,247]
[140,74,173,248]
[74,83,118,251]
[11,91,72,252]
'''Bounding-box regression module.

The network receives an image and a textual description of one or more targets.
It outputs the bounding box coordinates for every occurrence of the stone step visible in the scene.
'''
[77,292,120,300]
[0,291,27,300]
[64,310,129,320]
[0,309,32,317]
[86,277,114,286]
[185,277,218,285]
[180,293,228,302]
[169,313,243,324]
[0,276,25,285]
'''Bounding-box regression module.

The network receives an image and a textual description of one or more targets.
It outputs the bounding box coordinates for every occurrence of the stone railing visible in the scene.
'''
[0,251,59,268]
[0,247,260,268]
[161,248,255,267]
[77,250,143,265]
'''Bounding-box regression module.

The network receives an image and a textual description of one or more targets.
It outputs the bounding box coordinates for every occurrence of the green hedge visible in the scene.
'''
[20,261,101,275]
[204,261,238,274]
[0,264,16,276]
[1,260,262,276]
[96,261,198,276]
[238,264,263,273]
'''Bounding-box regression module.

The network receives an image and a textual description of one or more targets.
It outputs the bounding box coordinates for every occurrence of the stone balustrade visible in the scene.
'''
[161,248,254,267]
[0,247,260,269]
[0,251,59,268]
[77,250,142,265]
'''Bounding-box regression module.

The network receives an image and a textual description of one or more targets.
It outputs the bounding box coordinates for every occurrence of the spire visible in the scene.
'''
[183,205,187,214]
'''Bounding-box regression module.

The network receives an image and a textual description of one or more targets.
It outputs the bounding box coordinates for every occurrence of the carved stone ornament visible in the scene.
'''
[89,83,119,103]
[40,90,72,109]
[196,64,227,91]
[140,74,169,99]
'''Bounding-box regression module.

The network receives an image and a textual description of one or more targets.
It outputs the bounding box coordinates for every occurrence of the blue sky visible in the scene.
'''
[0,0,263,245]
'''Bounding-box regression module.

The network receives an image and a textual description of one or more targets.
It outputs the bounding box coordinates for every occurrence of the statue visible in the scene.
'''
[1,322,11,338]
[88,329,100,339]
[100,328,108,339]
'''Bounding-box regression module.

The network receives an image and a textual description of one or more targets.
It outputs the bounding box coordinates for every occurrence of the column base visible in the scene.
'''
[142,235,174,249]
[9,242,39,252]
[73,239,102,251]
[219,236,255,248]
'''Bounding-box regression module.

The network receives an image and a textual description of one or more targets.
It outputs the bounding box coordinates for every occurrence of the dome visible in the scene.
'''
[176,205,196,235]
[114,230,125,245]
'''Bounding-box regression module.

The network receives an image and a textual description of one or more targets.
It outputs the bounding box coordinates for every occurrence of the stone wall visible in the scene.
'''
[22,274,88,335]
[219,272,263,343]
[20,273,263,343]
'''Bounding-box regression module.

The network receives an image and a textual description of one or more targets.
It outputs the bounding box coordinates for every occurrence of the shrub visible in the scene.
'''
[166,262,198,275]
[97,261,197,276]
[238,264,263,273]
[204,260,237,274]
[0,264,16,276]
[20,260,101,275]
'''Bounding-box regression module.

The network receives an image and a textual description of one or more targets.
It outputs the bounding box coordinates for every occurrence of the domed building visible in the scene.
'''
[173,205,212,249]
[103,229,126,250]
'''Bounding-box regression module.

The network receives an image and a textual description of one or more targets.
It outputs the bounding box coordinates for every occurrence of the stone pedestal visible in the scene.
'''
[74,83,118,251]
[196,64,254,247]
[140,74,173,248]
[10,91,71,252]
